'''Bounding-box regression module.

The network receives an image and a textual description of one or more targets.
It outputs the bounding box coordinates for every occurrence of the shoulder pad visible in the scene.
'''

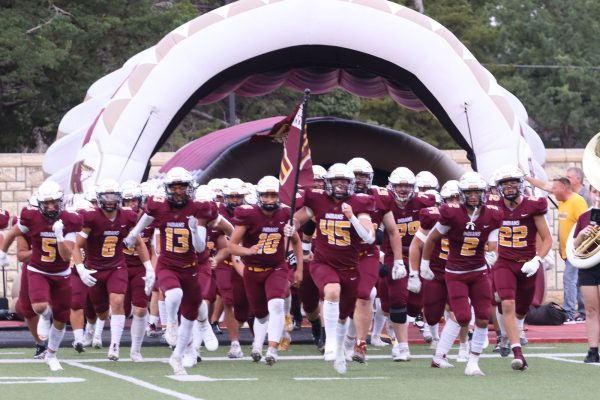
[280,204,290,209]
[486,204,499,211]
[426,207,439,214]
[26,206,38,211]
[355,193,370,197]
[240,204,254,210]
[312,189,325,194]
[153,196,166,203]
[447,203,460,208]
[121,206,132,211]
[488,194,501,202]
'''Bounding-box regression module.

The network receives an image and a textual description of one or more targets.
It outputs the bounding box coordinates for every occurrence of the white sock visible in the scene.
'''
[84,322,95,336]
[469,307,475,326]
[73,328,84,343]
[346,318,356,340]
[94,319,105,341]
[517,318,525,332]
[468,353,480,365]
[435,318,461,358]
[267,298,285,343]
[431,323,440,340]
[110,314,126,346]
[496,308,506,336]
[372,299,386,337]
[158,300,167,327]
[470,326,488,354]
[47,325,65,353]
[252,317,269,350]
[336,320,348,359]
[283,294,292,315]
[192,320,202,350]
[386,319,397,341]
[172,317,194,358]
[148,314,159,325]
[130,314,147,353]
[323,301,340,350]
[165,288,183,325]
[197,301,209,322]
[399,341,409,351]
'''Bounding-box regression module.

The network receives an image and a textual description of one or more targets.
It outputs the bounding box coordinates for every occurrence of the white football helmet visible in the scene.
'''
[223,178,246,209]
[425,189,442,205]
[256,176,280,211]
[347,157,374,193]
[388,167,416,203]
[36,180,64,219]
[121,180,142,211]
[312,165,327,180]
[207,178,226,200]
[494,165,525,201]
[325,163,355,200]
[243,183,257,205]
[96,178,122,212]
[458,171,487,207]
[416,171,439,191]
[440,180,460,201]
[163,167,194,207]
[194,185,214,202]
[71,194,92,211]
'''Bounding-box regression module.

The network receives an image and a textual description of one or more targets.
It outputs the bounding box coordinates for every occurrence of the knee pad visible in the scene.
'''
[389,307,407,324]
[165,288,183,302]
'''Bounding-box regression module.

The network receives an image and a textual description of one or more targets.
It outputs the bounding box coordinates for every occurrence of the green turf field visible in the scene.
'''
[0,342,596,400]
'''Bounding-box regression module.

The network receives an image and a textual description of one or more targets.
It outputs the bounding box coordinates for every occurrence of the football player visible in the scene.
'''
[421,171,503,376]
[293,163,376,374]
[71,179,154,362]
[490,165,552,370]
[123,167,232,375]
[0,180,82,371]
[416,171,439,192]
[380,167,435,361]
[229,176,303,365]
[344,157,403,363]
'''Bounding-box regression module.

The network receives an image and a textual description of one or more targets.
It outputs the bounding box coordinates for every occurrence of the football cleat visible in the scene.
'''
[352,341,367,364]
[511,347,528,371]
[369,335,389,347]
[431,356,455,369]
[392,346,411,362]
[344,337,355,361]
[92,338,102,349]
[130,351,144,363]
[33,343,47,360]
[146,323,162,338]
[413,314,425,330]
[72,341,85,354]
[265,347,278,366]
[169,355,187,376]
[457,342,470,363]
[464,361,485,376]
[182,345,198,368]
[422,324,433,343]
[317,328,326,353]
[278,331,291,351]
[323,345,336,362]
[333,358,347,374]
[45,354,63,372]
[164,322,178,347]
[227,342,244,359]
[199,320,219,352]
[107,343,120,361]
[251,346,263,363]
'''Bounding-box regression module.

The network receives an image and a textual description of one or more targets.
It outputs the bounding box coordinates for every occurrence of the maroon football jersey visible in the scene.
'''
[419,206,448,275]
[19,207,82,273]
[360,186,395,252]
[145,196,219,267]
[82,207,138,270]
[488,196,547,261]
[381,192,436,259]
[302,189,375,269]
[233,204,291,267]
[439,203,503,272]
[124,225,154,268]
[0,209,9,229]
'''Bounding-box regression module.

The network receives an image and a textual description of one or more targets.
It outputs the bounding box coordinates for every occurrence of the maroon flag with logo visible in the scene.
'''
[252,102,313,206]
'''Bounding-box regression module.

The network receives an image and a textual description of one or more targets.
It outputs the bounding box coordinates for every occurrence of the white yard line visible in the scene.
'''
[294,377,388,381]
[538,355,600,366]
[168,375,258,382]
[64,361,203,400]
[0,376,85,384]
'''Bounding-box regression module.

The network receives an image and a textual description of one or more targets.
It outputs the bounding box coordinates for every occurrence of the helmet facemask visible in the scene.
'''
[38,198,63,220]
[459,189,486,209]
[353,172,373,194]
[98,192,122,212]
[498,178,524,202]
[165,182,193,208]
[390,183,414,204]
[325,178,354,200]
[258,192,280,211]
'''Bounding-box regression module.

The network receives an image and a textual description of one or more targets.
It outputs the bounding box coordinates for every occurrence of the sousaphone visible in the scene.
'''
[566,132,600,269]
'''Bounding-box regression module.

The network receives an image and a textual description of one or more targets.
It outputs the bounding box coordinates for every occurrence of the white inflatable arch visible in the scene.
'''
[44,0,547,193]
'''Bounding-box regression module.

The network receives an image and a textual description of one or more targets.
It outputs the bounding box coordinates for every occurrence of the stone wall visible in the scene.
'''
[0,149,585,309]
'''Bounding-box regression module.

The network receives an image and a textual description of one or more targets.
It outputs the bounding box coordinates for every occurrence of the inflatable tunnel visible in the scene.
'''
[43,0,547,193]
[161,116,465,185]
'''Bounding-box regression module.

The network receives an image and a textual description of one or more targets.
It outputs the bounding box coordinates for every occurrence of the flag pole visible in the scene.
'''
[286,89,310,253]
